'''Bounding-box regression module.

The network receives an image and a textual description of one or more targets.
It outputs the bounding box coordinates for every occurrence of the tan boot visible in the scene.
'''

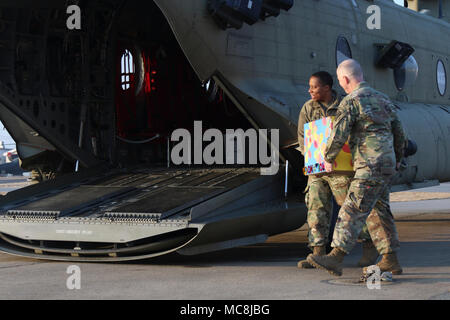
[307,247,347,276]
[357,241,379,267]
[376,252,403,275]
[297,246,326,269]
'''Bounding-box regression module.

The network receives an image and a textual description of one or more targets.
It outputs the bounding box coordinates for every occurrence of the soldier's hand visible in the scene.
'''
[324,161,333,173]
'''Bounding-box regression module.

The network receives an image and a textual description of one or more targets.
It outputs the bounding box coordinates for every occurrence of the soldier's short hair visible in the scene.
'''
[337,59,364,81]
[311,71,334,89]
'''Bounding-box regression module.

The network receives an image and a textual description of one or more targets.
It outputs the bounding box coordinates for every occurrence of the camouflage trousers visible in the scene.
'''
[305,175,371,248]
[331,176,400,255]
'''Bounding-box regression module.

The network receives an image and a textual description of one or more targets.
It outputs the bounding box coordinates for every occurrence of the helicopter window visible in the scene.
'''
[336,36,352,67]
[437,60,447,96]
[121,49,135,91]
[393,0,406,7]
[394,55,418,91]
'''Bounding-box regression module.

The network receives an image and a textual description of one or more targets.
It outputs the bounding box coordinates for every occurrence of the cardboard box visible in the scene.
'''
[303,117,353,176]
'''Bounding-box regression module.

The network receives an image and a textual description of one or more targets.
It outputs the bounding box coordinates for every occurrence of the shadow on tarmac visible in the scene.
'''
[138,242,311,267]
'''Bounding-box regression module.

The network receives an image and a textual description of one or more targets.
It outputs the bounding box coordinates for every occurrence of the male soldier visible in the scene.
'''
[307,59,406,276]
[297,71,377,269]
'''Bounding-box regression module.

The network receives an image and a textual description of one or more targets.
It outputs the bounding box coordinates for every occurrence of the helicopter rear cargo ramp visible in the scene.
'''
[0,167,306,262]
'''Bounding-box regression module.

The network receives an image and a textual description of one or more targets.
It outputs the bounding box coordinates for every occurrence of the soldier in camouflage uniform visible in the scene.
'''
[297,72,376,269]
[307,60,407,276]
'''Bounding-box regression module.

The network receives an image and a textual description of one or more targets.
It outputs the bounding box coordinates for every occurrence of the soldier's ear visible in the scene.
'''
[344,76,351,85]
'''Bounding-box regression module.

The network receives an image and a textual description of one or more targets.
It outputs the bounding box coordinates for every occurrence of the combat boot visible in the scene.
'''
[376,252,403,275]
[357,241,379,267]
[307,247,347,276]
[297,246,326,269]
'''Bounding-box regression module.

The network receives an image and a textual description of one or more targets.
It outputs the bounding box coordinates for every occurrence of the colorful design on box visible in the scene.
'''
[303,117,353,175]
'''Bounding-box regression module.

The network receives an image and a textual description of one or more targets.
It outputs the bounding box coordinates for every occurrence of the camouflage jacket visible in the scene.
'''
[297,91,342,155]
[324,82,407,179]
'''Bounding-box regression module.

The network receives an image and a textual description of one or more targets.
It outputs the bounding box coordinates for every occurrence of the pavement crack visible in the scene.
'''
[0,262,45,270]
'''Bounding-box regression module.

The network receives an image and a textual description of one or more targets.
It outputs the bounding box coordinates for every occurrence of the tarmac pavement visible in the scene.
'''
[0,180,448,300]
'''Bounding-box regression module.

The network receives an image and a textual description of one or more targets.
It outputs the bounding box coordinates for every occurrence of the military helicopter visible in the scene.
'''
[0,0,447,261]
